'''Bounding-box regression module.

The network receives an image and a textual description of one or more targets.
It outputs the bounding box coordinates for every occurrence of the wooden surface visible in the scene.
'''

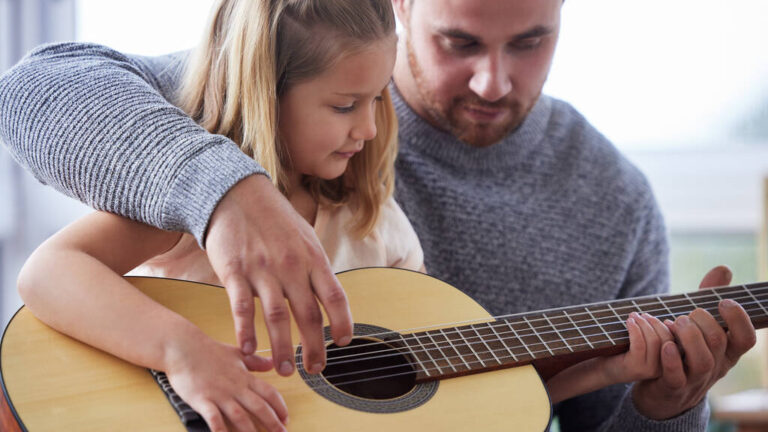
[0,268,551,431]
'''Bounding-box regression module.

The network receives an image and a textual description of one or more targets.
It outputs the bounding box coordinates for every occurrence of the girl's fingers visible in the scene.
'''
[220,400,258,432]
[196,401,228,432]
[250,378,289,424]
[237,389,287,432]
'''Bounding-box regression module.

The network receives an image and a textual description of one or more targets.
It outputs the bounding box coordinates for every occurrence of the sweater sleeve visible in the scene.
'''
[557,191,709,432]
[0,42,267,245]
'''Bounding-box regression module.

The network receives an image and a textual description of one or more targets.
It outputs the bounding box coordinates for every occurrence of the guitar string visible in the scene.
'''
[293,294,765,368]
[296,301,761,375]
[257,284,768,357]
[301,300,767,390]
[283,290,768,365]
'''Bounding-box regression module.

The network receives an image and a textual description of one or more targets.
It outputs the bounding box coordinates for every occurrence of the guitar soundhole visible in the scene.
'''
[322,337,416,400]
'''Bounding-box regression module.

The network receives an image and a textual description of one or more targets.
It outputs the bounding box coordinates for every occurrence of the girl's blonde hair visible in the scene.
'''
[178,0,397,237]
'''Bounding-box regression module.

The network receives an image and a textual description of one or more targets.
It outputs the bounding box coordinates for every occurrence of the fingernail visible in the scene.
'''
[338,336,351,346]
[664,319,674,326]
[312,362,324,374]
[627,317,636,325]
[678,316,689,326]
[242,341,254,354]
[722,299,737,308]
[279,361,293,375]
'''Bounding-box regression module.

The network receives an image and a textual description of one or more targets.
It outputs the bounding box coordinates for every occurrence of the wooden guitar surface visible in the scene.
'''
[0,268,551,431]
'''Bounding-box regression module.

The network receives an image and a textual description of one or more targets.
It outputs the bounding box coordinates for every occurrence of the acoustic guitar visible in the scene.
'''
[1,267,767,431]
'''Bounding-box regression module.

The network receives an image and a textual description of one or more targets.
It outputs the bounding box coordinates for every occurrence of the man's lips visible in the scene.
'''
[463,104,507,122]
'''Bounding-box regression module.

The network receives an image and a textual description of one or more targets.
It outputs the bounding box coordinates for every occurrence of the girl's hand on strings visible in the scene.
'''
[206,175,354,378]
[165,333,288,432]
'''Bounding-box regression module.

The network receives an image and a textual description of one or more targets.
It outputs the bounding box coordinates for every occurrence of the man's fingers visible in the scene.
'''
[284,282,326,374]
[689,308,727,362]
[670,315,715,378]
[659,340,687,389]
[225,276,257,354]
[698,265,732,289]
[254,276,295,376]
[310,266,353,346]
[719,299,757,365]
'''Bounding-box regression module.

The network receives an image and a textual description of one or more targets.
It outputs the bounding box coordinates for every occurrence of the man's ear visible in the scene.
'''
[391,0,409,26]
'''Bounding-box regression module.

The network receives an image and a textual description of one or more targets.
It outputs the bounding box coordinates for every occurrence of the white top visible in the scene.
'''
[129,196,424,285]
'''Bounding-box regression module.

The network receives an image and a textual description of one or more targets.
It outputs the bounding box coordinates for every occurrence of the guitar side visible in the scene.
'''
[0,268,551,431]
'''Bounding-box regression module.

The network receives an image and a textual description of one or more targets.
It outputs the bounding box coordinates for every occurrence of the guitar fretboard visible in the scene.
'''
[399,282,768,381]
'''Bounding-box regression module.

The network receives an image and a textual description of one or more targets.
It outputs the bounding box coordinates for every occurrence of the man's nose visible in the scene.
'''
[468,54,512,102]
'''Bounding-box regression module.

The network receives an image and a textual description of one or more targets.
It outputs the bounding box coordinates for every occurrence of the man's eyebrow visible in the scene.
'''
[437,25,554,42]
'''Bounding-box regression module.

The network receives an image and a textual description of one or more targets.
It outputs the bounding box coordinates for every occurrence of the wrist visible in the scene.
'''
[160,320,208,373]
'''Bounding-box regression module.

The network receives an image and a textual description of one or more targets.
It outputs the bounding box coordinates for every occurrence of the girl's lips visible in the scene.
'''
[334,150,359,158]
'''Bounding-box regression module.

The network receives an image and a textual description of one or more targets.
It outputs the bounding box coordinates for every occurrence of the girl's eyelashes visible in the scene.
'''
[332,103,356,113]
[332,96,382,113]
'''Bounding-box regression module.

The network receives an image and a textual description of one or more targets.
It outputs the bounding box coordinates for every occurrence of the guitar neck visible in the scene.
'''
[403,282,768,382]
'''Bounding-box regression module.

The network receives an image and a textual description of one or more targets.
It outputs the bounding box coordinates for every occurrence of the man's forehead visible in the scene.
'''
[413,0,561,40]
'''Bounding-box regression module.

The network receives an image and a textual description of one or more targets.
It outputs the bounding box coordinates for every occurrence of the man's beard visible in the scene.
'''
[405,36,539,147]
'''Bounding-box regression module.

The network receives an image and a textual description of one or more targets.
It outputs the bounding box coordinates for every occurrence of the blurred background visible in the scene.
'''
[1,0,767,430]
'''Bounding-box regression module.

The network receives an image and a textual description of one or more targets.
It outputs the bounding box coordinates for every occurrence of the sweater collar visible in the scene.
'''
[391,83,553,170]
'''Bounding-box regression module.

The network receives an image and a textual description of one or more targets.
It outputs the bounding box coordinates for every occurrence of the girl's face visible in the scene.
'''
[278,36,397,184]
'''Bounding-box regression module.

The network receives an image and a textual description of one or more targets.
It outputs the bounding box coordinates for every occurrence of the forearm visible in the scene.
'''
[18,248,203,371]
[0,42,266,244]
[546,358,610,404]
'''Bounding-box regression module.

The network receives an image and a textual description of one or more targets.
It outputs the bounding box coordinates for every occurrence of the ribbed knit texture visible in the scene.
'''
[0,43,709,430]
[0,43,266,245]
[391,85,708,431]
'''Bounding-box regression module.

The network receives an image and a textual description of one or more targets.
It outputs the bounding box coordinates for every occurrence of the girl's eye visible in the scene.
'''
[333,103,355,113]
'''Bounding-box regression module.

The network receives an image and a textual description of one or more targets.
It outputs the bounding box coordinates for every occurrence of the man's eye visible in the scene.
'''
[449,40,478,51]
[511,38,542,51]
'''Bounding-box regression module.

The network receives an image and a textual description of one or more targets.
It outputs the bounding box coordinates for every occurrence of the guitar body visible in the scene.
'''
[0,268,551,431]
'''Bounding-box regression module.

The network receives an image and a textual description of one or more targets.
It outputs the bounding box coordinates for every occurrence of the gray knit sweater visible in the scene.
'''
[0,43,708,431]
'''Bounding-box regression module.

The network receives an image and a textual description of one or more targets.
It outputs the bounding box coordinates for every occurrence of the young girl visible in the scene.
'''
[16,0,670,430]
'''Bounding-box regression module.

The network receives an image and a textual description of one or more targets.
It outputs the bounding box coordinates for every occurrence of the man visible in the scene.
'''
[0,0,756,430]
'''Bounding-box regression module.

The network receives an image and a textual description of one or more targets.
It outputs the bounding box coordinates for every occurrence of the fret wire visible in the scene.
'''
[683,292,698,310]
[488,321,518,362]
[631,300,644,314]
[742,285,768,316]
[413,333,442,375]
[276,285,768,358]
[425,331,457,373]
[656,295,675,318]
[505,320,535,359]
[585,306,615,344]
[400,334,429,376]
[472,324,502,364]
[459,326,486,367]
[271,289,768,362]
[564,309,593,349]
[606,303,625,327]
[543,313,573,352]
[524,315,554,357]
[301,303,767,375]
[440,327,471,369]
